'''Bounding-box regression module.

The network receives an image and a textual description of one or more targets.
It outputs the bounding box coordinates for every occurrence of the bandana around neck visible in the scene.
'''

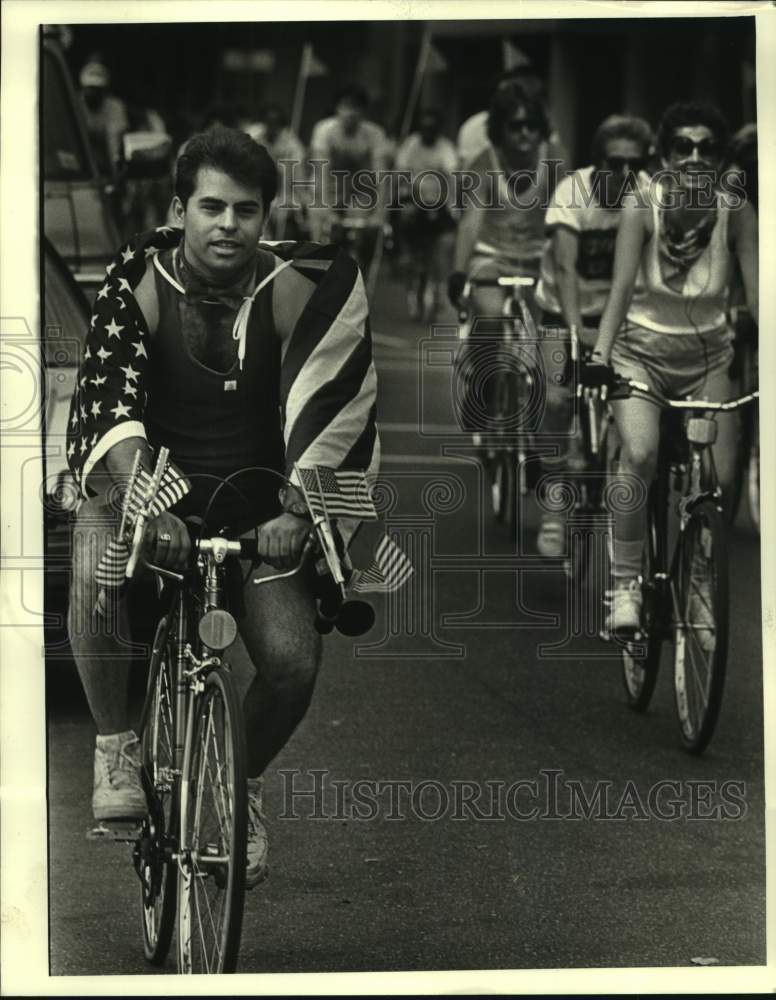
[658,207,717,292]
[174,242,257,311]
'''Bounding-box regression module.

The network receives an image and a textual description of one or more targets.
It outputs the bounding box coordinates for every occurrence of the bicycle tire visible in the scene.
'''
[620,482,664,712]
[672,498,729,754]
[747,410,760,534]
[491,451,515,524]
[138,616,178,966]
[177,668,247,974]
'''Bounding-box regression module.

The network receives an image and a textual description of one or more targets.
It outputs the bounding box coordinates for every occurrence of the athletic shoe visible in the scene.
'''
[536,515,565,558]
[603,578,643,635]
[245,777,269,889]
[92,730,146,821]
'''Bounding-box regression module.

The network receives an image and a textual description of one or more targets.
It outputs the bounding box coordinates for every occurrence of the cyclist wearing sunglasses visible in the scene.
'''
[66,126,379,886]
[587,101,758,633]
[448,83,566,437]
[532,115,653,556]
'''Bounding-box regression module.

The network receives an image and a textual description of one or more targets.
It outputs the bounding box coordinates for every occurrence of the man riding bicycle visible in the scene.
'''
[586,101,758,634]
[308,85,390,272]
[533,114,653,555]
[66,126,379,888]
[395,108,458,322]
[447,82,566,540]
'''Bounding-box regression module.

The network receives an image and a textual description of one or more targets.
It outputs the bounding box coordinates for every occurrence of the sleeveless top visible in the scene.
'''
[627,182,733,334]
[472,142,554,269]
[144,248,284,526]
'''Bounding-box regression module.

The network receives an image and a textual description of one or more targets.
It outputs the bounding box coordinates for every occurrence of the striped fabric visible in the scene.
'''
[350,535,415,594]
[65,229,380,537]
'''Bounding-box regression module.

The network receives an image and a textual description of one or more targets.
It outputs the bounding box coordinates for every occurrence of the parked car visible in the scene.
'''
[42,32,121,303]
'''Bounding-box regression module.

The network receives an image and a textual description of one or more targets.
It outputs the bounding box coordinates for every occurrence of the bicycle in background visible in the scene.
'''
[457,274,540,528]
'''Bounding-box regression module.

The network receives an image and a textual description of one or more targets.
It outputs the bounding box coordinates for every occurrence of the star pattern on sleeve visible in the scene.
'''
[65,227,184,491]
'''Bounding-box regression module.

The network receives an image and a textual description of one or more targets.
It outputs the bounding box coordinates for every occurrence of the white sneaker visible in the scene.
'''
[92,731,146,821]
[537,515,565,558]
[604,578,643,635]
[245,777,269,889]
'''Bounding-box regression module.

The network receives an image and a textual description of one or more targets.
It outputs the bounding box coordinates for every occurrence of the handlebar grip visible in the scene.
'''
[238,538,261,561]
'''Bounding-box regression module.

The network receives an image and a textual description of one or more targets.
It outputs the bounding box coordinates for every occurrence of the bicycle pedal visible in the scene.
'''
[86,819,143,842]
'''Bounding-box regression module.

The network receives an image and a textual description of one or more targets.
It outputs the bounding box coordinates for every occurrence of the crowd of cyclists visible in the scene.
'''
[79,53,759,639]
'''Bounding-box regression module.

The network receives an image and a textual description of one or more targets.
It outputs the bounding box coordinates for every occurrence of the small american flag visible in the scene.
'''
[93,462,191,596]
[298,466,378,521]
[350,534,414,594]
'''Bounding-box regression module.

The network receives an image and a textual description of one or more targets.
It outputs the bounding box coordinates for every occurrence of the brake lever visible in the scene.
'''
[251,533,316,587]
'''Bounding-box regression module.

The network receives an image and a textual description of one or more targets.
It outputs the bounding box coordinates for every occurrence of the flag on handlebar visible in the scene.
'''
[298,466,378,521]
[349,534,414,594]
[93,459,191,608]
[125,465,191,519]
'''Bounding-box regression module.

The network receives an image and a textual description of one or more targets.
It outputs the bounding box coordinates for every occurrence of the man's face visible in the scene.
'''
[83,86,105,111]
[665,124,722,192]
[419,116,439,145]
[502,105,542,158]
[173,167,266,281]
[598,137,647,208]
[336,100,363,133]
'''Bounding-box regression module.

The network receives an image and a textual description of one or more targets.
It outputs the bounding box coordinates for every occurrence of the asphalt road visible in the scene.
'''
[46,261,765,976]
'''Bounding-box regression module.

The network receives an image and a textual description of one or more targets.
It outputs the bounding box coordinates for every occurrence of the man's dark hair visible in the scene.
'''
[335,84,369,111]
[656,100,731,161]
[175,125,278,207]
[487,82,549,147]
[591,114,653,165]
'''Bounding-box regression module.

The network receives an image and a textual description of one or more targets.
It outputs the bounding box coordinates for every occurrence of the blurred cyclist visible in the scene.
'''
[309,85,390,272]
[78,59,129,182]
[395,109,458,322]
[457,65,566,169]
[245,104,308,240]
[532,114,653,556]
[448,83,565,461]
[587,101,758,633]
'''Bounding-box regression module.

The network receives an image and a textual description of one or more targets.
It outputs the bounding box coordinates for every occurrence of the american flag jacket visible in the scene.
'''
[65,227,381,528]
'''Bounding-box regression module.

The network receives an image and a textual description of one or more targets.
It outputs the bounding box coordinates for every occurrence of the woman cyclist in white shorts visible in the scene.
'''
[589,100,758,633]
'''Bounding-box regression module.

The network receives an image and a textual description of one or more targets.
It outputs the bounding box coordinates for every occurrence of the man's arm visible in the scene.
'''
[551,227,583,332]
[731,200,758,323]
[453,202,484,274]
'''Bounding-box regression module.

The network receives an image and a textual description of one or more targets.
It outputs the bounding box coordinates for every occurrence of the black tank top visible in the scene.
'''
[145,248,284,528]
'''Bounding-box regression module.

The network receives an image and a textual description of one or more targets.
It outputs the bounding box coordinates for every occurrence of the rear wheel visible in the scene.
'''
[138,617,178,965]
[177,668,247,973]
[672,499,728,754]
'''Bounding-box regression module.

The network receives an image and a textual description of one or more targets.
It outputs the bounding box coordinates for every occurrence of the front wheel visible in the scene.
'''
[138,617,178,965]
[177,669,247,973]
[671,499,729,754]
[620,483,664,712]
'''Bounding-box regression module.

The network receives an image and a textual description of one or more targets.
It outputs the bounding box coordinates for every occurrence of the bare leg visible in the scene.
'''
[68,498,136,735]
[608,395,661,580]
[237,566,322,778]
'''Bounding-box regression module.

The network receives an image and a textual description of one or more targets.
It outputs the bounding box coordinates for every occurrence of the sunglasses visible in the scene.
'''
[603,156,648,173]
[506,118,542,134]
[670,136,721,160]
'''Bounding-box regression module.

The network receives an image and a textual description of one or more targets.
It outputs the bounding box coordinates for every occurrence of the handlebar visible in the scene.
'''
[612,376,759,412]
